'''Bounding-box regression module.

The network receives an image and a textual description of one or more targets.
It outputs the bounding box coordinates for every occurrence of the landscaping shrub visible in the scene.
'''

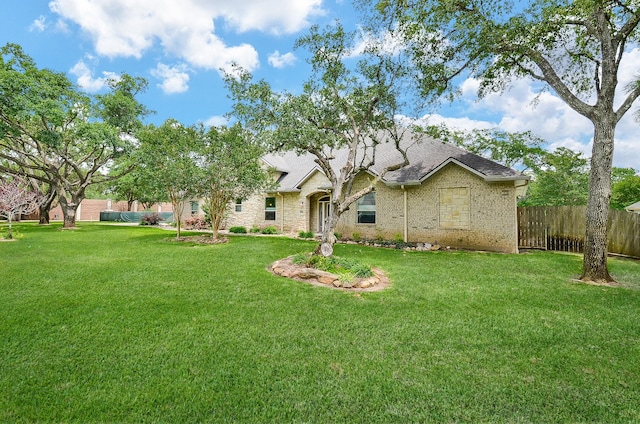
[261,225,278,235]
[291,252,373,278]
[229,226,248,234]
[184,215,208,230]
[140,213,164,226]
[250,226,261,233]
[298,230,314,239]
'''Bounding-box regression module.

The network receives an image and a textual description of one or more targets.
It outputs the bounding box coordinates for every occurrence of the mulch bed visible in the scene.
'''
[165,235,229,244]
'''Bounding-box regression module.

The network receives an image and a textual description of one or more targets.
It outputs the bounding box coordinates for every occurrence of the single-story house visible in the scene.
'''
[626,201,640,214]
[223,135,530,253]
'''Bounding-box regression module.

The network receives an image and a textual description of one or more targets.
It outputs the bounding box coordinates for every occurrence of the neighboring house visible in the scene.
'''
[224,136,530,253]
[625,201,640,214]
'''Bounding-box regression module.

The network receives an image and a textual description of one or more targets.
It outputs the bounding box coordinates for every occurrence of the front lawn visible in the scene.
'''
[1,223,639,422]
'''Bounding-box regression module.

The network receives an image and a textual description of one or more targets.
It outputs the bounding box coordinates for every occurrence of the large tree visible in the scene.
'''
[227,22,418,255]
[426,126,547,172]
[365,0,640,283]
[519,147,590,206]
[0,43,148,228]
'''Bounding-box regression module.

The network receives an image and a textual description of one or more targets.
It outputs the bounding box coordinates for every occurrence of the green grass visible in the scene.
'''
[1,223,639,423]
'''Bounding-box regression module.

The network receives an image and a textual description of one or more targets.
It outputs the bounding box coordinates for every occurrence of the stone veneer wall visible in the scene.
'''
[335,164,518,253]
[225,164,518,253]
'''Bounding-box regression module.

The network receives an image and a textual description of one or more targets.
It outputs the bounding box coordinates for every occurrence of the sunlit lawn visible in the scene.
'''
[1,222,639,423]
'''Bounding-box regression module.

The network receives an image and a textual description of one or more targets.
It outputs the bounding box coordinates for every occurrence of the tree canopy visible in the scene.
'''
[226,22,420,253]
[363,0,640,283]
[137,119,201,239]
[610,169,640,210]
[519,147,590,207]
[0,43,149,227]
[199,123,272,239]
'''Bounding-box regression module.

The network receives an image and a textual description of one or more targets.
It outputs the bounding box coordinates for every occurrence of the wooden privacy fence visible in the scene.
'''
[518,206,640,258]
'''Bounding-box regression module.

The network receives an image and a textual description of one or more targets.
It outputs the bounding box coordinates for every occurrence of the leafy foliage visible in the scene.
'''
[260,225,278,235]
[140,213,164,226]
[611,172,640,210]
[427,126,546,172]
[519,148,590,206]
[0,43,149,228]
[226,22,419,250]
[137,120,202,239]
[292,252,373,278]
[228,226,248,234]
[183,215,208,230]
[363,0,640,282]
[198,123,271,239]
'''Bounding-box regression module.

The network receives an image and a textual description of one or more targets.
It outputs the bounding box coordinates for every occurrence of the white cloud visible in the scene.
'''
[151,63,190,94]
[430,74,640,170]
[268,51,297,69]
[69,59,118,92]
[29,16,47,32]
[411,113,495,132]
[48,0,323,72]
[547,137,592,158]
[203,115,229,127]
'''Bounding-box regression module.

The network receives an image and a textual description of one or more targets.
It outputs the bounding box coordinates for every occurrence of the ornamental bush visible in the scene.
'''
[140,213,164,226]
[229,226,248,234]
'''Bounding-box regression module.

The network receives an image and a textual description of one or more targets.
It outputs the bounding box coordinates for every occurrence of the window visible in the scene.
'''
[190,201,199,215]
[235,199,242,213]
[357,191,376,224]
[265,197,276,220]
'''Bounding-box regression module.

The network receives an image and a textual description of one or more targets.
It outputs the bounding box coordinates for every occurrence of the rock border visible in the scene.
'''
[270,256,390,291]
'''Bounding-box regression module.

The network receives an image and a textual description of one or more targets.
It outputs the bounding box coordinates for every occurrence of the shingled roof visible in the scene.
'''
[263,134,529,192]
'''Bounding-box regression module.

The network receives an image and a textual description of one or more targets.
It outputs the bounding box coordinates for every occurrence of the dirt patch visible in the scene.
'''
[269,256,390,292]
[570,278,624,288]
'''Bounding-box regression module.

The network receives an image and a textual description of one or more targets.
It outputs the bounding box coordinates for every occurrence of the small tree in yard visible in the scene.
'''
[199,124,271,239]
[0,176,41,239]
[137,119,202,239]
[227,22,418,255]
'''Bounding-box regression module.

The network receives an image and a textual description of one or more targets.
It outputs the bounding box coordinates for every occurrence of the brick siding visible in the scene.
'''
[226,163,518,253]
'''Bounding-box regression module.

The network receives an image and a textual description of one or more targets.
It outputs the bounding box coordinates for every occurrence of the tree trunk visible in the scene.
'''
[314,204,340,256]
[211,212,222,239]
[6,215,14,239]
[581,119,615,283]
[62,204,78,228]
[57,194,81,228]
[170,195,184,239]
[38,191,56,225]
[38,204,51,224]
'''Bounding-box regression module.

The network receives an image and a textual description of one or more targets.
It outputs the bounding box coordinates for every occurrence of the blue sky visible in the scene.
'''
[1,0,639,170]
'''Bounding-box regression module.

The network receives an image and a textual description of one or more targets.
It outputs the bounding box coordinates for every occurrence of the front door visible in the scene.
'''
[318,196,331,233]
